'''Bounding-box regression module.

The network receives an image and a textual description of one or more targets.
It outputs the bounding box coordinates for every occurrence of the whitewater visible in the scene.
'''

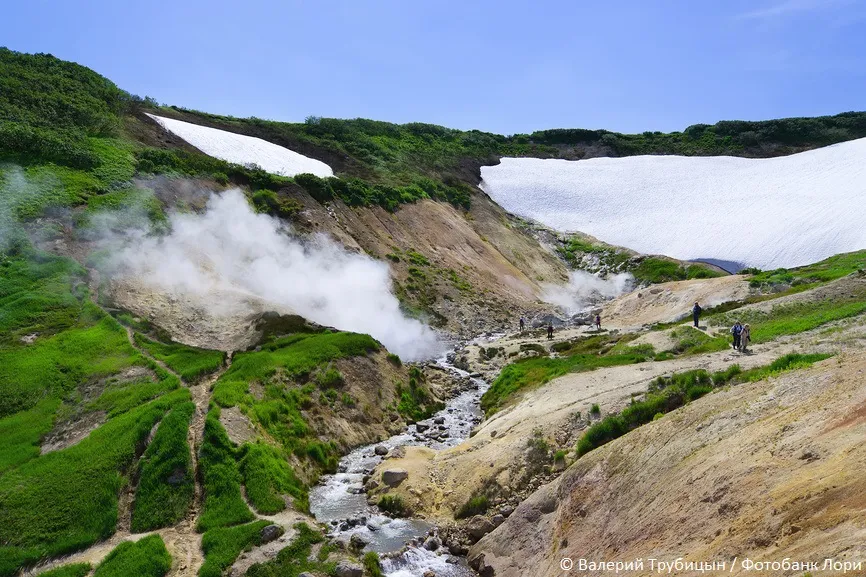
[480,138,866,270]
[146,114,333,178]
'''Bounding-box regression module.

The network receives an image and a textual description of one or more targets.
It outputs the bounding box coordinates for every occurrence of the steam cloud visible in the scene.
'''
[106,189,442,360]
[542,271,634,314]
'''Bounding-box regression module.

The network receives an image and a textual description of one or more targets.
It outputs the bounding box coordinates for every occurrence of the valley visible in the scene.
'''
[2,46,866,577]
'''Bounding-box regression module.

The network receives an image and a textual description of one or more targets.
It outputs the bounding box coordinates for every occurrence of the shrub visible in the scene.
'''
[363,552,384,577]
[378,495,407,517]
[455,494,489,519]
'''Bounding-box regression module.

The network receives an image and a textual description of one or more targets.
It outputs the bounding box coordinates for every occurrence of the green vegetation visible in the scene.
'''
[0,388,189,575]
[131,402,195,532]
[482,334,654,415]
[665,327,728,356]
[200,520,272,577]
[746,250,866,289]
[240,443,307,513]
[527,112,866,157]
[197,408,255,532]
[211,331,380,477]
[37,564,91,577]
[378,495,408,517]
[92,535,171,577]
[631,258,723,284]
[576,354,832,457]
[393,366,441,421]
[364,552,384,577]
[716,296,866,344]
[456,494,490,519]
[133,333,226,382]
[245,523,335,577]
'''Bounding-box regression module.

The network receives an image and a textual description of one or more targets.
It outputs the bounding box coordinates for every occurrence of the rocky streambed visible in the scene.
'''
[309,349,491,577]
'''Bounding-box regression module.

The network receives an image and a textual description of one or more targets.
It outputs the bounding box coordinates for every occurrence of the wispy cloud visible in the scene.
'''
[738,0,850,20]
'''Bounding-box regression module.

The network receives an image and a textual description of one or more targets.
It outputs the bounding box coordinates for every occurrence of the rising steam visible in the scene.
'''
[542,271,634,314]
[105,189,442,360]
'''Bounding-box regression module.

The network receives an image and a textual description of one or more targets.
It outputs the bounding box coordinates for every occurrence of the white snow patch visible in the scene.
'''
[146,113,333,178]
[480,139,866,270]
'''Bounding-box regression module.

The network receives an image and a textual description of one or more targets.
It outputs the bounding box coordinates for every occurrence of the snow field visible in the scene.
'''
[146,113,333,178]
[480,138,866,270]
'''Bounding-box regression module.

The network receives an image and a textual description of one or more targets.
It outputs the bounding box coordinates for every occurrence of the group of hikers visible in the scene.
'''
[694,302,751,352]
[519,304,750,351]
[519,314,602,340]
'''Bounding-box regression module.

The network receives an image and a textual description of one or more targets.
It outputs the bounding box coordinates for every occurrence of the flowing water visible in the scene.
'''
[309,349,492,577]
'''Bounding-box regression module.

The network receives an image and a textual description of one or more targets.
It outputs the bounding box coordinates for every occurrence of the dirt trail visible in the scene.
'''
[372,310,866,521]
[25,296,233,577]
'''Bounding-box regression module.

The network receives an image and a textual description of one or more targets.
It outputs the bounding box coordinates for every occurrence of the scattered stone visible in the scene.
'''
[423,571,436,577]
[499,506,515,517]
[423,536,441,551]
[374,445,389,456]
[335,560,364,577]
[491,514,505,527]
[382,468,409,487]
[434,417,446,424]
[416,423,430,433]
[260,524,282,544]
[367,520,380,531]
[466,515,495,542]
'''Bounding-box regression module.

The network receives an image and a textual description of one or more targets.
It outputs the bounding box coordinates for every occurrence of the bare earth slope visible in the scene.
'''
[469,351,866,577]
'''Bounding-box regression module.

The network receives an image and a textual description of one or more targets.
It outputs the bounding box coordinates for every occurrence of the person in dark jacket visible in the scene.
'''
[547,322,554,340]
[731,321,743,349]
[519,317,525,332]
[692,302,703,328]
[595,314,601,330]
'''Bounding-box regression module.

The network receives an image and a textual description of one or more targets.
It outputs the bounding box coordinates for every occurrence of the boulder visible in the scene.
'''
[466,515,495,542]
[433,417,446,424]
[382,468,409,487]
[260,524,282,544]
[349,532,369,551]
[415,423,430,433]
[335,561,364,577]
[491,514,505,527]
[423,536,441,551]
[374,445,389,456]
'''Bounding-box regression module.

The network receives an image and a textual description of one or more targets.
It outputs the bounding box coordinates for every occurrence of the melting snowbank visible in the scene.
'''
[146,113,333,177]
[105,189,440,360]
[480,139,866,270]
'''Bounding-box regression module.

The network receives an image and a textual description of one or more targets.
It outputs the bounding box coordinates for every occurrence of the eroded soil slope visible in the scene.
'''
[469,352,866,577]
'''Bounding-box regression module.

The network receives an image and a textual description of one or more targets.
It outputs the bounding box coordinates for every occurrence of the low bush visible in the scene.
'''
[455,494,489,519]
[378,495,407,517]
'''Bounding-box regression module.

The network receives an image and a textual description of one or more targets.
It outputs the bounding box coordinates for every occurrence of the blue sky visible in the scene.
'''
[4,0,866,134]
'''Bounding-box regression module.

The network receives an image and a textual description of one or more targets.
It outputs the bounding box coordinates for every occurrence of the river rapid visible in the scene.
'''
[309,345,494,577]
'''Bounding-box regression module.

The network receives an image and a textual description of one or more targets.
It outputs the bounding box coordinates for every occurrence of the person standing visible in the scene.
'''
[692,302,703,328]
[740,324,751,352]
[519,317,525,332]
[547,322,554,340]
[731,321,742,350]
[595,313,601,330]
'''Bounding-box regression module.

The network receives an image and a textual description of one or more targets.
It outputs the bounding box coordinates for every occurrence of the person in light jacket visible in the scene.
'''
[739,324,751,352]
